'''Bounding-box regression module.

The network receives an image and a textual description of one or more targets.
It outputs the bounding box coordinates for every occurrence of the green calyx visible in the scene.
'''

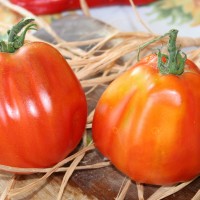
[138,29,187,76]
[0,18,37,53]
[157,29,186,75]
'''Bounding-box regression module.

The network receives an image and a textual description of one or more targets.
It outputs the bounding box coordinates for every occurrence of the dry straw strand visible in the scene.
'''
[147,180,195,200]
[56,153,85,200]
[84,30,120,57]
[80,0,91,17]
[192,189,200,200]
[0,175,15,200]
[136,183,144,200]
[0,161,110,174]
[115,178,132,200]
[129,0,153,33]
[8,144,94,198]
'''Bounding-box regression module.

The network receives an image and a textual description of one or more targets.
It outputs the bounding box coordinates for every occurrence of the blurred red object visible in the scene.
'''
[10,0,157,15]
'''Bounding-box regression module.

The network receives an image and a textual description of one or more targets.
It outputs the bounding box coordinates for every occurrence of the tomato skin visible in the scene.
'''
[10,0,157,15]
[0,42,87,169]
[92,54,200,185]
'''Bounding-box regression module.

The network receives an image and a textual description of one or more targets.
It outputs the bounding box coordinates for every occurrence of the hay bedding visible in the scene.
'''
[0,0,199,199]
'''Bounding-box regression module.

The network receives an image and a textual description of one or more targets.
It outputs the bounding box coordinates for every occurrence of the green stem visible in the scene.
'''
[138,29,186,75]
[0,18,37,53]
[137,32,169,61]
[158,29,186,75]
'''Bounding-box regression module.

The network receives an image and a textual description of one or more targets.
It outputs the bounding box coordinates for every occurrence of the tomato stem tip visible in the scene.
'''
[158,29,186,75]
[138,29,186,75]
[0,18,37,53]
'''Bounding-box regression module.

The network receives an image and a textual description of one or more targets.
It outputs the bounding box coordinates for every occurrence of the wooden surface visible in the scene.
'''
[0,15,199,200]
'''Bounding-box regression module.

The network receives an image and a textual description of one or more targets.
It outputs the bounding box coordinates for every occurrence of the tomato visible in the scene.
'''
[92,30,200,185]
[10,0,157,15]
[0,18,87,169]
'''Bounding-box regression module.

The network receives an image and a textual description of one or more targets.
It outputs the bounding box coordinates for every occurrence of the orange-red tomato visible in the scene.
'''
[0,42,87,169]
[92,54,200,185]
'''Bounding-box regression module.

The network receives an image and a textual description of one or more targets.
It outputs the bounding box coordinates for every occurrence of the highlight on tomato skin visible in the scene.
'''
[92,30,200,185]
[0,18,88,170]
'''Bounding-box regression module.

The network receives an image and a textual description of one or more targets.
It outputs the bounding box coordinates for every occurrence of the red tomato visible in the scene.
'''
[0,19,87,169]
[10,0,157,15]
[92,38,200,185]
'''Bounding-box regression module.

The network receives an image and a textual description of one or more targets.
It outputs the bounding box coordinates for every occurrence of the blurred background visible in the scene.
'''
[1,0,200,37]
